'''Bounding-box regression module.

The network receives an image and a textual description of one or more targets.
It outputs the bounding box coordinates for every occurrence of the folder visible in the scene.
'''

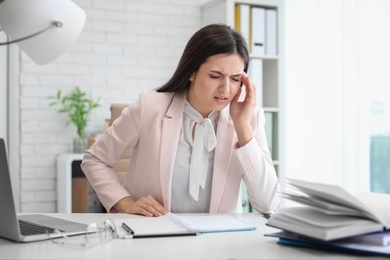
[265,9,277,55]
[250,7,265,56]
[247,58,263,107]
[266,231,390,257]
[235,4,250,48]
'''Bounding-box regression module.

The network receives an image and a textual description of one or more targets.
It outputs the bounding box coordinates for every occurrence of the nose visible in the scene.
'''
[218,77,230,93]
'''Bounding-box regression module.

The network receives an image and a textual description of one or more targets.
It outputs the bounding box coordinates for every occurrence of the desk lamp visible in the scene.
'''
[0,0,86,65]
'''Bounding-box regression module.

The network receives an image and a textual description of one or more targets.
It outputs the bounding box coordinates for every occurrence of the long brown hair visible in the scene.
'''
[156,24,249,93]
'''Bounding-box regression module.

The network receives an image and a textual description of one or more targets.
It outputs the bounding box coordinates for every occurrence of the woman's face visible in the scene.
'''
[187,53,245,118]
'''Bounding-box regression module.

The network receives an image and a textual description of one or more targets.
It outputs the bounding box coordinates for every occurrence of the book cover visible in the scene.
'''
[266,231,390,257]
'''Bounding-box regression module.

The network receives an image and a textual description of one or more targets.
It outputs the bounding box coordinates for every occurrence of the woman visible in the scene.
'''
[81,24,280,217]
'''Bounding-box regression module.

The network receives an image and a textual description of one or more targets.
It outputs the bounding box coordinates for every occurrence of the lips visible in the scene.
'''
[214,96,228,104]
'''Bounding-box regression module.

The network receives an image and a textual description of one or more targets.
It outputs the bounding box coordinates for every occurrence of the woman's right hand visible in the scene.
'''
[114,196,167,217]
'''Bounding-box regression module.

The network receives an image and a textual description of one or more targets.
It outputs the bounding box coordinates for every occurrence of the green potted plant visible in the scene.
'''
[48,86,100,153]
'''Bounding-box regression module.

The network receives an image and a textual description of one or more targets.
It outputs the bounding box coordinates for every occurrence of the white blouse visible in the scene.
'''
[171,101,219,213]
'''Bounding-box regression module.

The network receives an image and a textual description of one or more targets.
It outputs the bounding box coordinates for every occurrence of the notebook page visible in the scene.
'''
[174,214,255,233]
[114,214,186,236]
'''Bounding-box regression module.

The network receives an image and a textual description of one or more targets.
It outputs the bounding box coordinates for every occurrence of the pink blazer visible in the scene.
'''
[81,91,280,213]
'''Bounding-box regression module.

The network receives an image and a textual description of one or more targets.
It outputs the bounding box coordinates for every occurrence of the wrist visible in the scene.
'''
[234,123,253,147]
[114,196,134,213]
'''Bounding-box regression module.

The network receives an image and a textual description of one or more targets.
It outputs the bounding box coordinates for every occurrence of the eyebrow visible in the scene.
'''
[210,70,243,77]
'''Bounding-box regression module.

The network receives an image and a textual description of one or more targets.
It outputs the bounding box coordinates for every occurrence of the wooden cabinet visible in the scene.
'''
[57,154,104,213]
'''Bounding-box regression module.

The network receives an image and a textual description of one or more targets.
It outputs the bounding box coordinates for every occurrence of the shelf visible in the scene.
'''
[250,55,278,60]
[202,0,283,212]
[263,107,279,113]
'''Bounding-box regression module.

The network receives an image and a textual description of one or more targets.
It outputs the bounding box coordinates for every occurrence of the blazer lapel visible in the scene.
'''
[159,92,186,210]
[209,108,236,213]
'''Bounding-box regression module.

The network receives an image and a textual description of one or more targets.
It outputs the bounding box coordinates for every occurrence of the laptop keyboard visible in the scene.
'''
[19,219,59,236]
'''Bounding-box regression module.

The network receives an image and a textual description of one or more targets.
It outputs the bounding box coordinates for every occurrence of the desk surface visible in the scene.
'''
[0,213,387,260]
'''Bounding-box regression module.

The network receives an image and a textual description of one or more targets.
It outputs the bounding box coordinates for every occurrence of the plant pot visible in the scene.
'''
[73,137,87,154]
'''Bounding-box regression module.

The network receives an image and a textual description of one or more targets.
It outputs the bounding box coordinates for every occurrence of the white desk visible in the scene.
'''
[0,213,386,260]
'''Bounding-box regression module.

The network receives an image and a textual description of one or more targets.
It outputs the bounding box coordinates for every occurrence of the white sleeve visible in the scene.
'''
[233,107,280,213]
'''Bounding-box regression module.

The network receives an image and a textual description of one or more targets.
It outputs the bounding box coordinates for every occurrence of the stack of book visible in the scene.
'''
[266,179,390,256]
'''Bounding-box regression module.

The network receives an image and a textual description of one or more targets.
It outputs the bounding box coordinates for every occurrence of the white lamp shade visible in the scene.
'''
[0,0,86,65]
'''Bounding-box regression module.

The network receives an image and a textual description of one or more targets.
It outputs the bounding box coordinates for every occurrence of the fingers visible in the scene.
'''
[138,195,167,217]
[127,195,167,217]
[231,85,242,104]
[241,72,256,101]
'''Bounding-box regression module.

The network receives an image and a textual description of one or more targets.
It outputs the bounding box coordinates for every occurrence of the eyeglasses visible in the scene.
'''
[47,218,130,249]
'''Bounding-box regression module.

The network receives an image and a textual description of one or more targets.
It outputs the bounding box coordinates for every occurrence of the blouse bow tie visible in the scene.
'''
[187,106,218,201]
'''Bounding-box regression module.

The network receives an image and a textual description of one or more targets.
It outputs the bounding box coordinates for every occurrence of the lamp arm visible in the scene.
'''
[0,21,62,46]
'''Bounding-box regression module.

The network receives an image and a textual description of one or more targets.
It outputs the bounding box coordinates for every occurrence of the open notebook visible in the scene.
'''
[114,213,256,238]
[0,138,88,242]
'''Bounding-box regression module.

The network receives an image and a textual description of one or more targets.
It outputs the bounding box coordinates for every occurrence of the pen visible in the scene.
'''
[121,222,198,239]
[122,222,135,235]
[133,232,198,239]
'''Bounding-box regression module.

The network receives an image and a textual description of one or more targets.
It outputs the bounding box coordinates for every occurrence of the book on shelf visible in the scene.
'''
[247,58,263,106]
[114,213,255,238]
[250,6,265,56]
[235,4,250,50]
[265,9,277,55]
[266,178,390,242]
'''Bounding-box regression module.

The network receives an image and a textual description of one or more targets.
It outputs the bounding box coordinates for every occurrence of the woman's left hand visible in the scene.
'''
[230,72,256,147]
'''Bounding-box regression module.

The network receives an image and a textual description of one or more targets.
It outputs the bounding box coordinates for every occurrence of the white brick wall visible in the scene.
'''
[18,0,204,212]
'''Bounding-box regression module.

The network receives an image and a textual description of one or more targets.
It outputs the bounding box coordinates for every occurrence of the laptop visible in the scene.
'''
[0,138,89,242]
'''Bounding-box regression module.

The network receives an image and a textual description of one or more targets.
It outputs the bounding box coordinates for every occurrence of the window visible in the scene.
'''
[284,0,390,194]
[359,0,390,193]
